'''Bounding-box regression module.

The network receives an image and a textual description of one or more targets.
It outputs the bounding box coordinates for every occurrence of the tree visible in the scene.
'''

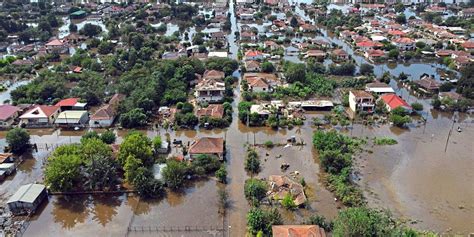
[81,131,100,142]
[132,167,165,198]
[45,154,82,191]
[124,155,143,183]
[457,63,474,99]
[261,61,274,73]
[120,108,147,128]
[290,16,298,28]
[247,207,283,236]
[162,160,189,190]
[84,151,119,190]
[191,154,221,175]
[6,128,30,154]
[80,138,113,174]
[284,62,306,83]
[98,41,114,54]
[359,63,374,76]
[244,178,268,204]
[247,208,266,235]
[69,23,78,33]
[394,2,405,13]
[152,136,162,152]
[100,130,116,144]
[215,164,227,183]
[333,207,405,237]
[388,49,400,59]
[118,132,153,167]
[390,107,411,127]
[80,23,102,37]
[329,63,355,76]
[398,72,408,81]
[395,14,407,24]
[245,150,260,174]
[320,149,352,174]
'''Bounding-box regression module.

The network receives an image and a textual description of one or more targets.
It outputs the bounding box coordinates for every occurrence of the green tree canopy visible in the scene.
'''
[6,128,30,154]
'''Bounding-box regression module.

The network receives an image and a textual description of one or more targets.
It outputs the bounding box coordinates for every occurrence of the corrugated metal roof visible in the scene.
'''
[7,184,46,204]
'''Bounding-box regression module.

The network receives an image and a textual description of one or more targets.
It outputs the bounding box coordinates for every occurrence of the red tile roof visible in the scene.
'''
[461,41,474,49]
[388,30,405,36]
[55,98,80,107]
[357,41,378,48]
[0,105,20,121]
[46,39,65,46]
[393,37,414,44]
[272,225,326,237]
[367,49,385,57]
[196,104,225,119]
[189,137,224,154]
[380,93,411,110]
[245,50,263,57]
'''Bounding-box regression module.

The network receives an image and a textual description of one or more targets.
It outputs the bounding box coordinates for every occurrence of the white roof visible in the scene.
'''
[367,87,395,93]
[208,51,228,58]
[250,104,271,115]
[371,35,386,41]
[56,110,88,120]
[7,184,46,204]
[0,163,15,170]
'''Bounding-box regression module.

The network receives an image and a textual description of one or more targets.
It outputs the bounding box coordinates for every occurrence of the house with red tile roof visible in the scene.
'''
[331,49,349,61]
[19,105,61,127]
[305,50,326,59]
[245,76,271,92]
[55,98,87,111]
[189,137,225,160]
[0,105,21,128]
[196,104,224,119]
[393,37,415,51]
[244,60,261,72]
[380,93,412,112]
[272,225,326,237]
[203,70,225,81]
[388,29,406,38]
[89,94,125,128]
[365,49,385,61]
[356,41,383,51]
[461,41,474,52]
[244,50,264,61]
[45,38,68,54]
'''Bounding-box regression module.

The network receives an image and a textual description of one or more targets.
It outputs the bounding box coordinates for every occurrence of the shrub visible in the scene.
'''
[215,165,227,183]
[100,130,116,144]
[263,140,274,148]
[374,137,398,145]
[411,102,423,111]
[244,178,268,204]
[281,193,297,210]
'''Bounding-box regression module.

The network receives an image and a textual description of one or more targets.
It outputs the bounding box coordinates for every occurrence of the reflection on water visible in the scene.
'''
[52,196,90,229]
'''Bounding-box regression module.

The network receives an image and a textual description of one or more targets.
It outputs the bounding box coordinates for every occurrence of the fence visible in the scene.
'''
[127,226,225,233]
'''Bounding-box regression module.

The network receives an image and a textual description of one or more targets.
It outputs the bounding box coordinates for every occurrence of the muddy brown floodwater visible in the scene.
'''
[353,112,474,235]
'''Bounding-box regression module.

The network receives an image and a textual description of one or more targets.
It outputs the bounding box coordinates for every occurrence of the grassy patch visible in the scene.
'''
[373,137,398,145]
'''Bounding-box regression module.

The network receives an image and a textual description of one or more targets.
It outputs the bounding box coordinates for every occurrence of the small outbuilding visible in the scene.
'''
[7,184,47,215]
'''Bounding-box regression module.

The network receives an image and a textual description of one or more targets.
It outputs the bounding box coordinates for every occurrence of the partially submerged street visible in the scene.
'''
[0,0,473,236]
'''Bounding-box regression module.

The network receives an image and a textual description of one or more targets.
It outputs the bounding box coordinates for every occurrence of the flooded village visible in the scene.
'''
[0,0,473,236]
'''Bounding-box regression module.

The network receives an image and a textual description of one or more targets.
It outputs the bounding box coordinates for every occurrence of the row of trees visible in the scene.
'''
[313,130,364,206]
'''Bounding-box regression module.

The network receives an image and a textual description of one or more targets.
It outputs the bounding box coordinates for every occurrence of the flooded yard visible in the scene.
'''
[354,113,474,235]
